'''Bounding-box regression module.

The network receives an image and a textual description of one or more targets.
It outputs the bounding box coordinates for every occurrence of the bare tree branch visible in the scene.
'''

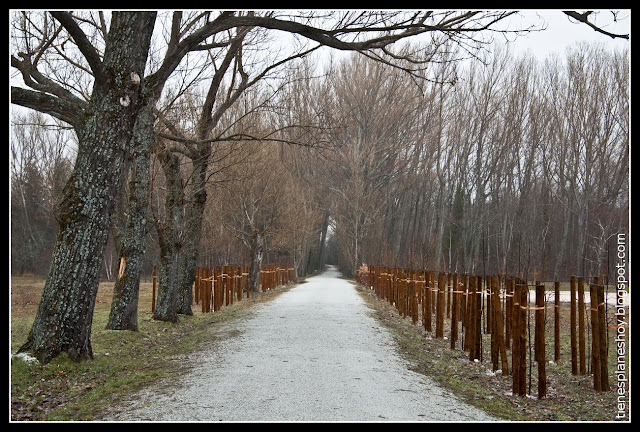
[563,11,629,40]
[50,11,104,80]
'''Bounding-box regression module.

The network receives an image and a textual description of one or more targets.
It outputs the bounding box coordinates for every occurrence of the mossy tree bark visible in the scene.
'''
[17,12,157,364]
[105,103,154,331]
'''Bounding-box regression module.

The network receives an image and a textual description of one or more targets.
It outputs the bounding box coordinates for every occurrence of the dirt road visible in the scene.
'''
[106,266,495,422]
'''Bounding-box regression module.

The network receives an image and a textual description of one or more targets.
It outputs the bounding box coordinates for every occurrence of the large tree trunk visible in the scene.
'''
[176,148,210,315]
[18,12,156,364]
[106,103,154,331]
[153,147,183,323]
[248,232,265,293]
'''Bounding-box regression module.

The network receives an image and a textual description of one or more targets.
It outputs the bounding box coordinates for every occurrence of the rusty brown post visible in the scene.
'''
[475,276,483,360]
[450,273,458,349]
[511,282,521,395]
[211,267,216,312]
[193,266,198,306]
[486,275,492,335]
[201,267,207,313]
[519,281,528,396]
[423,271,432,332]
[244,265,250,299]
[214,266,221,311]
[594,279,610,391]
[411,270,419,325]
[460,274,468,328]
[200,266,206,311]
[554,281,560,362]
[512,281,528,397]
[201,267,206,313]
[436,272,445,338]
[492,275,509,375]
[468,276,479,361]
[447,273,452,318]
[236,266,242,302]
[570,276,577,374]
[464,275,472,352]
[490,276,499,371]
[589,282,602,391]
[535,282,546,399]
[398,268,405,318]
[505,277,513,349]
[578,277,586,375]
[152,265,156,313]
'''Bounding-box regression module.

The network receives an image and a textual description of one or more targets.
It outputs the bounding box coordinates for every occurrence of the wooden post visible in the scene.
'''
[201,267,208,313]
[490,276,499,371]
[535,283,546,399]
[464,275,473,352]
[505,277,513,349]
[244,265,250,299]
[447,273,452,318]
[423,271,431,332]
[492,275,509,375]
[578,277,586,375]
[554,281,560,362]
[193,266,198,306]
[511,282,521,395]
[436,272,445,338]
[475,276,483,361]
[208,267,213,312]
[460,274,468,328]
[486,275,492,335]
[512,281,528,397]
[397,268,404,317]
[570,276,577,374]
[451,273,458,349]
[201,267,206,313]
[214,266,221,311]
[236,266,242,302]
[152,265,156,313]
[595,279,610,391]
[411,271,419,325]
[519,282,528,397]
[468,276,483,362]
[589,282,601,391]
[223,266,230,306]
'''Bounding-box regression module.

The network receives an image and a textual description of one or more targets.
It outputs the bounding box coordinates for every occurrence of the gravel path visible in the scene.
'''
[106,266,495,422]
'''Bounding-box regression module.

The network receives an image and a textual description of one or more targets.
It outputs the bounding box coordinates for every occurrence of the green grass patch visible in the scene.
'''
[11,276,293,421]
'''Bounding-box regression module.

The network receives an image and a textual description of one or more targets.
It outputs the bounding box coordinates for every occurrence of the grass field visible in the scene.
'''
[10,274,629,421]
[354,282,630,421]
[10,274,293,421]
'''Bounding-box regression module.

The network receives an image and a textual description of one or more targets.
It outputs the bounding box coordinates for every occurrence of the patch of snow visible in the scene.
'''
[12,352,38,364]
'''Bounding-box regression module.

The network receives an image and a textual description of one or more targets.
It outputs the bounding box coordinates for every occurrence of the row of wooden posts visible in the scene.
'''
[357,265,614,399]
[152,264,294,313]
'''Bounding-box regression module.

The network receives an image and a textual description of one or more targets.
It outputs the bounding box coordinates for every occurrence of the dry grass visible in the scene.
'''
[10,274,628,421]
[10,274,293,421]
[354,282,630,421]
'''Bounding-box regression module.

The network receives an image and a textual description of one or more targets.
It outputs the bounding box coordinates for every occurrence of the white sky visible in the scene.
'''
[502,10,630,59]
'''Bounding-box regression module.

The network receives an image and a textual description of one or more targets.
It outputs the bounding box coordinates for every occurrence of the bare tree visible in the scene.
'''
[10,10,538,363]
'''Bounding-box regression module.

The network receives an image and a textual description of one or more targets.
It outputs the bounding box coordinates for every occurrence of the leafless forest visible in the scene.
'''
[10,11,628,363]
[12,32,629,282]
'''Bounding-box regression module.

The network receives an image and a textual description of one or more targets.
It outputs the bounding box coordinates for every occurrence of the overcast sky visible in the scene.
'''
[503,10,630,59]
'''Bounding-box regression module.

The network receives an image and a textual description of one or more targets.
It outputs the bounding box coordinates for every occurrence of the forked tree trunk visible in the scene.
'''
[153,147,183,323]
[248,232,265,293]
[18,12,156,364]
[106,104,154,331]
[176,148,210,315]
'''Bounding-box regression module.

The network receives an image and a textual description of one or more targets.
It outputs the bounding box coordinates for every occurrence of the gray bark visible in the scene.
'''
[106,103,154,331]
[248,232,265,293]
[17,12,157,364]
[153,148,184,323]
